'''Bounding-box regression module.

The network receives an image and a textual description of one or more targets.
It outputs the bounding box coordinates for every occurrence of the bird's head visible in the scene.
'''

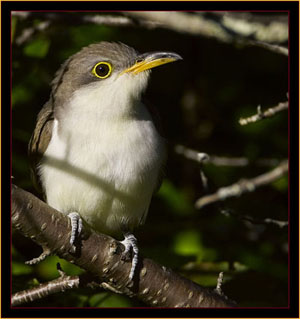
[52,42,182,118]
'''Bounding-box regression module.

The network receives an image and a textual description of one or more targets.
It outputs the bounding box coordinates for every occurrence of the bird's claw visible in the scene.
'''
[120,233,139,281]
[68,212,83,251]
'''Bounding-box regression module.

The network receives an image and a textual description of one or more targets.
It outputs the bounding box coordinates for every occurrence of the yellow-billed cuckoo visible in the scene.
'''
[28,42,182,280]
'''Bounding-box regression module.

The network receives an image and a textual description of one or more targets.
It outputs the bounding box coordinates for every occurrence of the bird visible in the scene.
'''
[28,41,182,280]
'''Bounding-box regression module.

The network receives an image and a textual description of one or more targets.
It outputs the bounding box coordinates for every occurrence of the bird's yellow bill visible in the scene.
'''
[122,57,179,75]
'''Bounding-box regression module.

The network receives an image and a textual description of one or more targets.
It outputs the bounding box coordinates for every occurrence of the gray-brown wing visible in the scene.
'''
[28,100,54,193]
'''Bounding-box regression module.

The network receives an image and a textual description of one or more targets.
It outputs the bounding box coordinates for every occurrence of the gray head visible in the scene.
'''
[51,42,182,118]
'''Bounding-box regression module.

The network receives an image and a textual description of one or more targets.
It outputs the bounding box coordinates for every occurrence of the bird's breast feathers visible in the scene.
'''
[39,96,165,235]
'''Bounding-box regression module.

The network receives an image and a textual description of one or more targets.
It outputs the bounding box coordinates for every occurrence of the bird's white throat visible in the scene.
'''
[39,72,165,236]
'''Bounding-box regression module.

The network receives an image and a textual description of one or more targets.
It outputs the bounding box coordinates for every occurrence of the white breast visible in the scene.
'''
[39,77,165,236]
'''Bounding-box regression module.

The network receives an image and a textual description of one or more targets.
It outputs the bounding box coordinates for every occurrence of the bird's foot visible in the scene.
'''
[68,212,83,251]
[120,233,138,281]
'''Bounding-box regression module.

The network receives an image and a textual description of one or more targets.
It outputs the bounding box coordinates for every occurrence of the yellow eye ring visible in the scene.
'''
[92,62,112,79]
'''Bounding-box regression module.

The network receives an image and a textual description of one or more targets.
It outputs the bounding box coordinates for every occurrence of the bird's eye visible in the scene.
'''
[92,62,112,79]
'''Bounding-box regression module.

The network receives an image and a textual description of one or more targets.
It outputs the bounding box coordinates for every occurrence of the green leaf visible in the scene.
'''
[89,292,132,307]
[192,273,221,287]
[24,37,50,58]
[272,175,288,191]
[89,293,109,307]
[12,261,33,275]
[157,180,193,215]
[173,230,202,256]
[98,294,132,307]
[35,256,84,280]
[12,85,32,107]
[173,230,217,262]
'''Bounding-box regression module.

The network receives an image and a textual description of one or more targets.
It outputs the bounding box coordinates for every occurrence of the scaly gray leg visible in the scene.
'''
[68,212,83,249]
[120,232,139,281]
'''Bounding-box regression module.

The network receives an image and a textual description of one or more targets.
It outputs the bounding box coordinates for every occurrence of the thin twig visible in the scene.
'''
[199,169,209,191]
[221,209,288,228]
[12,263,105,306]
[215,272,224,295]
[195,160,288,209]
[11,11,31,19]
[174,145,283,167]
[12,274,80,306]
[25,247,51,265]
[246,40,288,56]
[82,14,158,28]
[239,101,288,126]
[15,20,51,45]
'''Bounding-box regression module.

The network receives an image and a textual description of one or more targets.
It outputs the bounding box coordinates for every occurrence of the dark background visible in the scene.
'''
[11,9,291,308]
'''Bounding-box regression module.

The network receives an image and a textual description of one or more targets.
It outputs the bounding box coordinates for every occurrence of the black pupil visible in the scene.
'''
[96,64,109,77]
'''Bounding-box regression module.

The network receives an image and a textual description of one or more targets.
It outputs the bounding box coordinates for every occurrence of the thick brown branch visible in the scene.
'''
[12,185,235,307]
[195,160,288,209]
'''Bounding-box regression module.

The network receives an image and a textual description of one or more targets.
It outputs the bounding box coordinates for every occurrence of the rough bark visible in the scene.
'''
[11,184,236,307]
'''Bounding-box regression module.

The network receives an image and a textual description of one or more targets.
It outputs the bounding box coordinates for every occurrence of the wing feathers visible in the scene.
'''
[28,100,54,193]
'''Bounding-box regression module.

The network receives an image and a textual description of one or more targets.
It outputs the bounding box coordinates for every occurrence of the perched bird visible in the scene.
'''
[28,42,182,280]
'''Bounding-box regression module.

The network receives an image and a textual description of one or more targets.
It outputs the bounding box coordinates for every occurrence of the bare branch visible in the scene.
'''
[11,11,31,19]
[12,185,236,307]
[215,272,224,295]
[25,247,51,265]
[195,160,288,209]
[12,273,80,306]
[12,11,288,55]
[239,101,288,126]
[221,209,288,228]
[15,20,51,45]
[126,11,232,40]
[175,144,283,167]
[210,11,288,25]
[219,13,288,43]
[12,263,105,306]
[125,12,288,54]
[246,40,288,56]
[12,11,158,28]
[82,14,158,28]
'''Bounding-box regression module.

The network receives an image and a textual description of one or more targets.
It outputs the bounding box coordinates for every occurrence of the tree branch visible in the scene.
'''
[195,160,288,209]
[174,144,283,167]
[11,184,236,307]
[12,11,288,55]
[239,101,288,126]
[220,209,288,228]
[12,274,80,306]
[12,263,107,306]
[214,272,224,296]
[125,12,288,55]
